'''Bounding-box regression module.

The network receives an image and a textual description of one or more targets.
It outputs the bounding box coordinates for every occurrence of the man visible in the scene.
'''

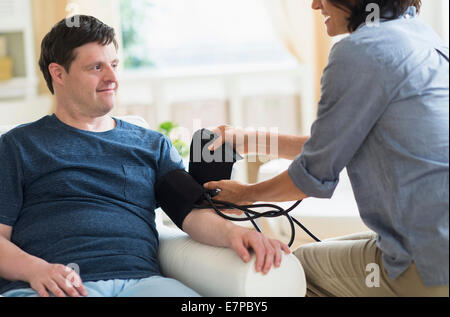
[0,16,289,297]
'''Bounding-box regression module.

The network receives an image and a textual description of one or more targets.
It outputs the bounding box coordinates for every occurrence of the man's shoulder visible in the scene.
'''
[115,117,169,146]
[116,118,164,137]
[1,116,51,141]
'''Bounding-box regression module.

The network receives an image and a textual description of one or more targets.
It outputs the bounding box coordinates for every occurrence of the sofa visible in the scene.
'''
[0,115,306,297]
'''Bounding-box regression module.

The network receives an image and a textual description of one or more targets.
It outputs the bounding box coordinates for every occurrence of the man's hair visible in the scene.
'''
[327,0,422,32]
[39,15,118,95]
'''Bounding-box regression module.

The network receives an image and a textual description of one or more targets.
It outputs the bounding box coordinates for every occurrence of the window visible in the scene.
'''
[119,0,297,71]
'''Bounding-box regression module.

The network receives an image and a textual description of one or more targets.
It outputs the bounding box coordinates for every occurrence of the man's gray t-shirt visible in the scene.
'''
[0,114,184,294]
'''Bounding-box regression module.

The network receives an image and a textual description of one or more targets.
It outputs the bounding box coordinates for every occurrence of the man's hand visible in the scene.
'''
[226,225,291,275]
[26,261,88,297]
[182,208,291,275]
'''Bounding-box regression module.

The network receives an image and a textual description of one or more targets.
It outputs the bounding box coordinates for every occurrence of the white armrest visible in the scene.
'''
[157,224,306,297]
[0,125,18,136]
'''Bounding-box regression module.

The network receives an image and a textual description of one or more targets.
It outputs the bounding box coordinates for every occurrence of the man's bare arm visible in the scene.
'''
[0,223,87,297]
[0,224,43,283]
[181,209,290,275]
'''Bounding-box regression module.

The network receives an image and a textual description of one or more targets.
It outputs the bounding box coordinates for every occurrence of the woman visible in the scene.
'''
[204,0,449,296]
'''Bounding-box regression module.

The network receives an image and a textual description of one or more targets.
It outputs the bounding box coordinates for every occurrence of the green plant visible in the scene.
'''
[158,121,190,159]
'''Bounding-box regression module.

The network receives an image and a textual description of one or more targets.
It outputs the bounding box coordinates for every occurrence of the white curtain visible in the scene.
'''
[264,0,332,130]
[264,0,316,65]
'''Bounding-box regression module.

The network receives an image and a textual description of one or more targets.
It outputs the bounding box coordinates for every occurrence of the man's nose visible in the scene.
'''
[311,0,322,10]
[103,64,118,86]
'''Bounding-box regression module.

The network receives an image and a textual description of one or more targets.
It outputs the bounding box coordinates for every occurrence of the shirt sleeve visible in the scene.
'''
[155,135,189,229]
[156,135,185,181]
[288,39,391,198]
[0,134,24,226]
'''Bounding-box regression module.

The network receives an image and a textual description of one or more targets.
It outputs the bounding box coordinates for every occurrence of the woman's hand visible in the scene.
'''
[204,180,255,214]
[205,171,308,208]
[26,260,88,297]
[207,125,250,155]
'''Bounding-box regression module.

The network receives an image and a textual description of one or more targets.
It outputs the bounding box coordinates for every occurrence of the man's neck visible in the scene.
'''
[54,108,116,133]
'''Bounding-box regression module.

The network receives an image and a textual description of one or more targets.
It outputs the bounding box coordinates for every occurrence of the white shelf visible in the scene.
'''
[0,0,27,31]
[0,0,37,100]
[0,77,37,99]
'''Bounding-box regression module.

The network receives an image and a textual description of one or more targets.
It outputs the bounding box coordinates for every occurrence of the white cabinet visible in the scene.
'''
[0,0,38,99]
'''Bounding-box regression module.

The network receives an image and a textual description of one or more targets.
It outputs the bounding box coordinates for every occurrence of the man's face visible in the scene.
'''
[312,0,351,36]
[63,42,119,117]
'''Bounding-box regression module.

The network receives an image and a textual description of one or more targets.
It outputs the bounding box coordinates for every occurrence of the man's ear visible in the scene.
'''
[48,63,66,89]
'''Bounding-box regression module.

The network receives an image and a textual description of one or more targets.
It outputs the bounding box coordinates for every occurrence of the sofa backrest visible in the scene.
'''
[0,125,18,136]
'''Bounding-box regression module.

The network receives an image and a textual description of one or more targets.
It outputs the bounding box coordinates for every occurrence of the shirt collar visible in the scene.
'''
[355,5,417,32]
[400,6,417,19]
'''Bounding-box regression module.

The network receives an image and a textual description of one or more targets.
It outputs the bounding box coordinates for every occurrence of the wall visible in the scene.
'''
[0,0,448,126]
[0,96,52,125]
[0,95,53,125]
[419,0,449,44]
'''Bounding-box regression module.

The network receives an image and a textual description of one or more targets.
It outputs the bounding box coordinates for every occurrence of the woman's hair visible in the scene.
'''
[327,0,422,32]
[39,15,118,95]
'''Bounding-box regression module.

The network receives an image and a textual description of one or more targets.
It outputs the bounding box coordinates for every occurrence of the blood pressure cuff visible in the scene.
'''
[155,169,206,230]
[189,128,243,185]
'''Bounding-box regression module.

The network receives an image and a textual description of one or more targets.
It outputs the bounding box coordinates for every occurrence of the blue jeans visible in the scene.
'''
[1,276,201,297]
